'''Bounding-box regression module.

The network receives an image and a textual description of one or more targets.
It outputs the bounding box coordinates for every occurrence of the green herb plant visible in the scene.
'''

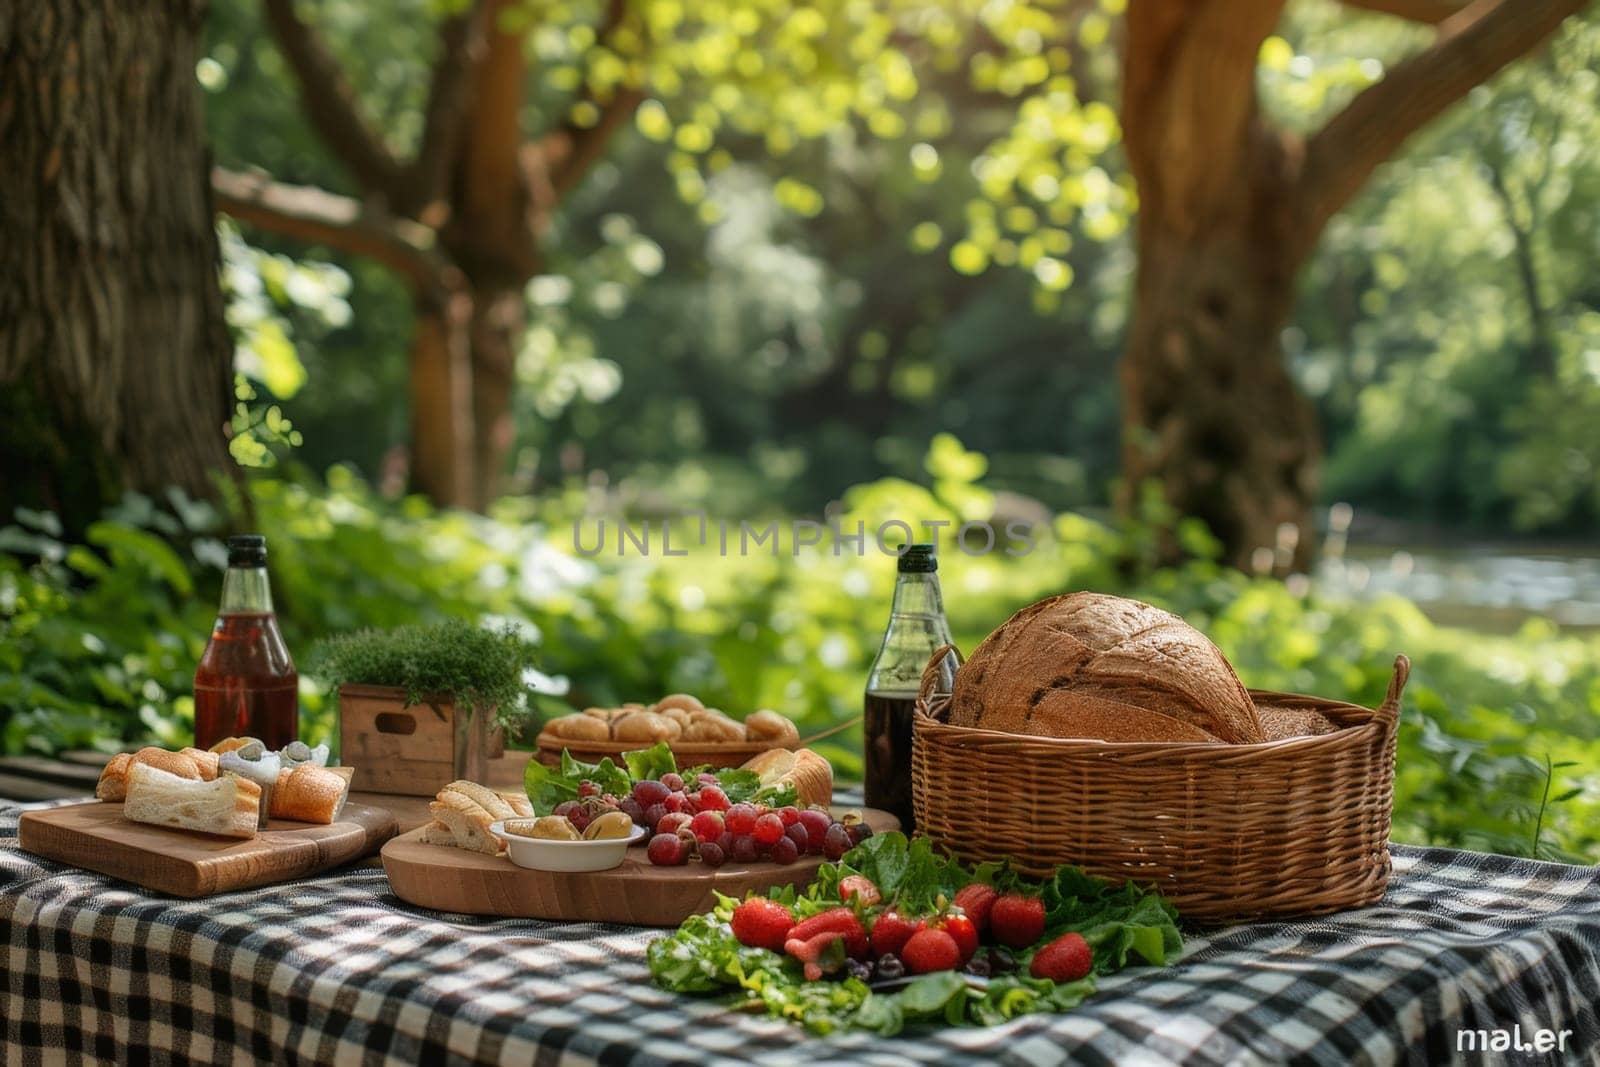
[308,619,539,733]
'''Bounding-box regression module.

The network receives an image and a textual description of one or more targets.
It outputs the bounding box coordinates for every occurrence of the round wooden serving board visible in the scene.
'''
[381,807,899,926]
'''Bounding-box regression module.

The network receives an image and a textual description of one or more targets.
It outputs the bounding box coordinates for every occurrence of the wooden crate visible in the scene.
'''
[338,685,504,796]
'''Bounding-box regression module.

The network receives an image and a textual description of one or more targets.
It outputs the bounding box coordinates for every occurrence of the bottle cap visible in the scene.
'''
[227,535,268,568]
[896,543,937,573]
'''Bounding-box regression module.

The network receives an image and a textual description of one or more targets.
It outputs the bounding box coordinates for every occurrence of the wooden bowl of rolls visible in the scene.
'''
[535,693,802,768]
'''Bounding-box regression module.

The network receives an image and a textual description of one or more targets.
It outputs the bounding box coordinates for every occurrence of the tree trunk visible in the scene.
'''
[466,283,526,508]
[0,0,232,530]
[1121,218,1320,573]
[408,280,477,507]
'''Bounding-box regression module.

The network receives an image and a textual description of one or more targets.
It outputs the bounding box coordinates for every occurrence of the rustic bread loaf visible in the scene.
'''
[1258,706,1339,741]
[948,592,1262,744]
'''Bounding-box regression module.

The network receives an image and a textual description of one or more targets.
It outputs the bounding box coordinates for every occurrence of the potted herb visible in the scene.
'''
[310,620,538,795]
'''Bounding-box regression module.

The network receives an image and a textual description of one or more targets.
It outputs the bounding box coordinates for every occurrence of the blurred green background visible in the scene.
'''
[2,0,1596,861]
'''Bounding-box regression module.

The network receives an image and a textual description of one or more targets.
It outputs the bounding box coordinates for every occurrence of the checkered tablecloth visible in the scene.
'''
[2,796,1597,1066]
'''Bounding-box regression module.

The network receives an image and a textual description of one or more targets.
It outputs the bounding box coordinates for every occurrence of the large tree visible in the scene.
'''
[1117,0,1589,570]
[210,0,939,510]
[1,0,233,530]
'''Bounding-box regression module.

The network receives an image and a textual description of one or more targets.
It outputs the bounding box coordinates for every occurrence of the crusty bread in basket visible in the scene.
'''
[915,647,1409,922]
[947,592,1262,743]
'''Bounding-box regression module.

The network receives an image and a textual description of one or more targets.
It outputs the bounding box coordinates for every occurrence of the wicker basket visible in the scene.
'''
[912,652,1409,923]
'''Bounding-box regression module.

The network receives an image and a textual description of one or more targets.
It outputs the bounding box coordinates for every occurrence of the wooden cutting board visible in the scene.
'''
[382,807,898,926]
[18,795,398,898]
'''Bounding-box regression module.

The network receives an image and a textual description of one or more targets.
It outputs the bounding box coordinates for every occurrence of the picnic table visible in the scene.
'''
[3,768,1598,1064]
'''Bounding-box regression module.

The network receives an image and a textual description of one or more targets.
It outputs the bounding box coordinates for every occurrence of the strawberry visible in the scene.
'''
[929,913,979,963]
[838,875,881,907]
[785,931,847,981]
[786,907,869,958]
[989,894,1046,948]
[952,883,998,935]
[1030,932,1093,982]
[901,928,961,974]
[730,897,795,952]
[869,909,919,957]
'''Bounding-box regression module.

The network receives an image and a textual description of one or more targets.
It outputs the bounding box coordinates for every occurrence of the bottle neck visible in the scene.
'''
[889,571,946,620]
[219,566,274,614]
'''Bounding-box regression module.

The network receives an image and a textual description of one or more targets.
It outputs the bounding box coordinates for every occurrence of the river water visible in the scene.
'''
[1315,543,1600,633]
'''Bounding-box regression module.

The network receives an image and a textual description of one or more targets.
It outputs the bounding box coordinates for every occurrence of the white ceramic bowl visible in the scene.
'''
[488,821,647,872]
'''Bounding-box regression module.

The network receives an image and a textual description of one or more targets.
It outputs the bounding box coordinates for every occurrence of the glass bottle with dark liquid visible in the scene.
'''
[864,544,954,831]
[194,535,298,750]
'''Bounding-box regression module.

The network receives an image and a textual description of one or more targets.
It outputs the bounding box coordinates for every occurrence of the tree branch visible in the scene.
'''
[212,167,442,289]
[537,0,643,201]
[1300,0,1588,238]
[401,1,491,219]
[260,0,405,201]
[544,88,646,200]
[1337,0,1466,23]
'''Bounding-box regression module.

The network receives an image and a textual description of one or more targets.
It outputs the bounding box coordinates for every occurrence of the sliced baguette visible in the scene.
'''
[124,762,261,839]
[428,791,503,855]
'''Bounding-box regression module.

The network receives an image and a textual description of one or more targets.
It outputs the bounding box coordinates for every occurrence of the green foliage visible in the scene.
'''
[647,832,1177,1034]
[2,456,1595,862]
[1291,9,1600,532]
[307,619,540,730]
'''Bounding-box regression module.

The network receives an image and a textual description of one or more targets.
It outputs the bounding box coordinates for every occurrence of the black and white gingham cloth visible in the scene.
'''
[3,796,1598,1066]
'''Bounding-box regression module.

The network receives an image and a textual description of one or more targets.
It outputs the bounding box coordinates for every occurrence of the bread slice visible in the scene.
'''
[418,819,459,846]
[269,764,350,824]
[442,780,518,821]
[123,762,261,839]
[497,791,533,818]
[429,791,503,855]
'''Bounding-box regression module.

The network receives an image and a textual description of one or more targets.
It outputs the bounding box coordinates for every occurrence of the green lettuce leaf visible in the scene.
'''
[624,742,677,782]
[523,749,633,813]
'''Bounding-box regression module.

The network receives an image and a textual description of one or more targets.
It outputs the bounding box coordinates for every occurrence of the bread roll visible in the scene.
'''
[683,717,744,742]
[741,748,833,807]
[180,748,220,781]
[745,710,800,746]
[612,711,680,742]
[269,764,350,824]
[581,706,614,720]
[96,754,134,801]
[1259,706,1339,741]
[545,713,611,741]
[656,705,693,730]
[207,736,261,756]
[123,762,261,839]
[949,592,1261,743]
[653,693,706,716]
